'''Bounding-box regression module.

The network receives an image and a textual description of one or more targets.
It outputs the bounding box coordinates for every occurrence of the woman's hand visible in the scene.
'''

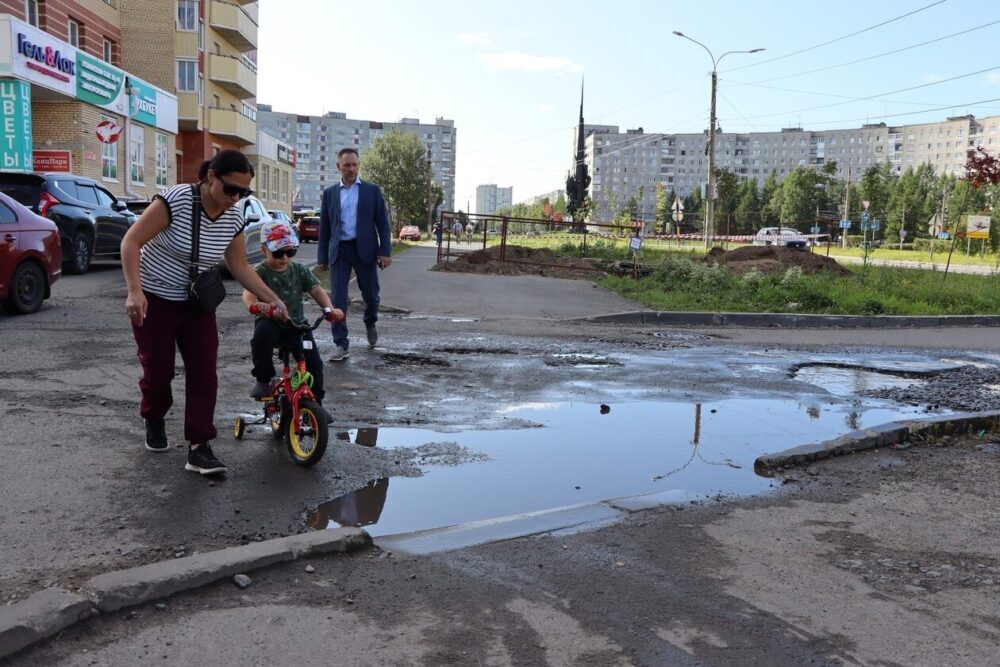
[126,291,148,326]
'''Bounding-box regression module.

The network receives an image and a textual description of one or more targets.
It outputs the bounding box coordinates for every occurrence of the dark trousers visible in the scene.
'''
[132,291,218,444]
[331,239,380,351]
[250,318,325,402]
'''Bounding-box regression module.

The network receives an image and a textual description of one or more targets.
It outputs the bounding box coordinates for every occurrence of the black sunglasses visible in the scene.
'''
[271,248,297,259]
[220,179,254,199]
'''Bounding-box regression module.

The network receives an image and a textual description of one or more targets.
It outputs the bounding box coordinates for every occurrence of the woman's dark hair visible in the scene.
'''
[197,149,255,181]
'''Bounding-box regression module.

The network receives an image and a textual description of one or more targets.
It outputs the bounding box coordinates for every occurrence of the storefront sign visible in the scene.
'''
[127,76,158,127]
[277,143,296,166]
[33,149,71,172]
[0,80,33,172]
[96,119,122,144]
[76,51,123,108]
[4,17,178,134]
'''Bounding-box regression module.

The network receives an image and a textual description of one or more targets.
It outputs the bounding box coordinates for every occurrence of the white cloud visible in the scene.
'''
[457,32,492,47]
[476,51,583,75]
[537,103,556,113]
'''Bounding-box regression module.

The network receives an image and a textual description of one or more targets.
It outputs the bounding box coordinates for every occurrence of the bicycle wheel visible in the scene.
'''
[269,398,290,441]
[234,416,246,440]
[286,398,328,467]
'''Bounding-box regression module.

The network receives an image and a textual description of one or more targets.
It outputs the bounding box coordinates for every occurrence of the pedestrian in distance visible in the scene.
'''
[453,219,463,244]
[120,149,288,476]
[315,148,392,361]
[434,220,443,246]
[243,220,344,423]
[466,222,474,244]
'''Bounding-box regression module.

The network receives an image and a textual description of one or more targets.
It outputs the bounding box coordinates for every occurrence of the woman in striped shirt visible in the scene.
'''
[121,150,288,477]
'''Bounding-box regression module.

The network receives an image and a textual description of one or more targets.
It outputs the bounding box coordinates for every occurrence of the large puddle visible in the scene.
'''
[308,396,930,537]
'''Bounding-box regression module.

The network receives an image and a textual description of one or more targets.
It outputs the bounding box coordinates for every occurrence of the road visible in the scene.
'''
[2,246,999,665]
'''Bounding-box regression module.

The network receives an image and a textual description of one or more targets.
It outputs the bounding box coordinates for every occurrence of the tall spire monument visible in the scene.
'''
[566,78,592,228]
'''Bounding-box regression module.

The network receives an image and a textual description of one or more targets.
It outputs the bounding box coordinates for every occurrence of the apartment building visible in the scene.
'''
[475,183,512,215]
[526,189,564,206]
[584,114,1000,222]
[244,129,294,216]
[257,106,457,211]
[120,0,258,183]
[0,2,178,199]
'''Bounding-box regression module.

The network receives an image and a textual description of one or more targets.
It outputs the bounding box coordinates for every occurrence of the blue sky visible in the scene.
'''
[257,0,999,209]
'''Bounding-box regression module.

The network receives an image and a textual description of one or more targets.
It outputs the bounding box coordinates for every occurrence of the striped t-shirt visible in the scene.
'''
[139,184,246,301]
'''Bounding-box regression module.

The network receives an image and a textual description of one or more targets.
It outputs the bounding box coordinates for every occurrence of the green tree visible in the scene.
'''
[761,171,781,226]
[683,187,703,232]
[361,129,433,233]
[734,179,760,234]
[714,168,740,217]
[655,183,669,233]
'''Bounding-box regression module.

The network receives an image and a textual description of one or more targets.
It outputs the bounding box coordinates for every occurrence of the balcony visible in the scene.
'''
[209,0,258,51]
[178,93,202,132]
[208,107,256,145]
[208,54,256,99]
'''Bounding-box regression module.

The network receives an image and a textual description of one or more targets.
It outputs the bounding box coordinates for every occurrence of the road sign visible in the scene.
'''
[872,220,881,231]
[95,119,122,144]
[839,219,852,229]
[810,226,820,234]
[937,232,950,240]
[628,236,642,251]
[900,229,908,238]
[862,200,871,210]
[860,210,870,223]
[967,214,991,239]
[860,222,870,232]
[671,210,683,223]
[671,197,684,212]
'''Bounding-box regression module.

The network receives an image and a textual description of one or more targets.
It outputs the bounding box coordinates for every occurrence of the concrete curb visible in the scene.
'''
[573,310,1000,328]
[755,411,1000,473]
[0,528,370,661]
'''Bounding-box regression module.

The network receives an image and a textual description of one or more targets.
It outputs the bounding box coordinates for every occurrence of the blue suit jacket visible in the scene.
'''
[317,180,391,266]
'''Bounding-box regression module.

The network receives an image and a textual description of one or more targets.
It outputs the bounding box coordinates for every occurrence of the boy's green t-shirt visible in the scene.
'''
[254,261,320,326]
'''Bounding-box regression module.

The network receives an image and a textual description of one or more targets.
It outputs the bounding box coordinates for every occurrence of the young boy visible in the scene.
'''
[243,220,343,423]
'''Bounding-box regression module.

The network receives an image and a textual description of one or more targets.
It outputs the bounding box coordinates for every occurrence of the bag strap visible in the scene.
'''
[189,183,202,282]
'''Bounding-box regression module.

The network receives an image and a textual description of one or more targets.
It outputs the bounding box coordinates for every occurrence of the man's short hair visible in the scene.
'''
[337,147,359,159]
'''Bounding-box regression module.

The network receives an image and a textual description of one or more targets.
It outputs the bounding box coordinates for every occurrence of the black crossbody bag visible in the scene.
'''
[187,184,227,312]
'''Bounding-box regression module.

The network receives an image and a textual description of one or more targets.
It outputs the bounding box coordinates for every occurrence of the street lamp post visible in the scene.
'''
[673,32,763,250]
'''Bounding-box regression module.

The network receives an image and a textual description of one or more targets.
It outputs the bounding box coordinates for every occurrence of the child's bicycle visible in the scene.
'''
[234,309,333,467]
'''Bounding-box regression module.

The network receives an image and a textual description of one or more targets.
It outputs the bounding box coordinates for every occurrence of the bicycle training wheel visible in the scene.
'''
[286,398,328,467]
[234,416,246,440]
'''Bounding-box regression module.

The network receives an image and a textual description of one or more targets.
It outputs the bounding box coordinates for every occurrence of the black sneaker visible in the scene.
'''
[145,419,168,453]
[318,405,334,425]
[184,445,227,476]
[366,323,379,348]
[251,380,271,400]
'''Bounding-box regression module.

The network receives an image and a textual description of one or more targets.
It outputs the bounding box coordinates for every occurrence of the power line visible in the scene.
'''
[742,18,1000,85]
[724,79,957,107]
[723,0,947,73]
[730,65,1000,120]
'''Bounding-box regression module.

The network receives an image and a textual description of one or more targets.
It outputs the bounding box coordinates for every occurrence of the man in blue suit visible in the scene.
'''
[316,148,392,360]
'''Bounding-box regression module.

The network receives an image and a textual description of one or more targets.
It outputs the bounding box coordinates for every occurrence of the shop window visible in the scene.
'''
[155,134,168,187]
[68,19,79,48]
[25,0,39,27]
[177,60,197,92]
[130,125,144,185]
[101,116,118,180]
[177,0,197,31]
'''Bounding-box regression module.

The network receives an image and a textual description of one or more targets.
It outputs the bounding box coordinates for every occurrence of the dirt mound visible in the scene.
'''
[706,245,852,276]
[433,245,606,280]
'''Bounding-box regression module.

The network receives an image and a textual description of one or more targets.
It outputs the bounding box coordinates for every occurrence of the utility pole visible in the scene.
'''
[842,166,851,249]
[425,147,433,234]
[672,32,763,252]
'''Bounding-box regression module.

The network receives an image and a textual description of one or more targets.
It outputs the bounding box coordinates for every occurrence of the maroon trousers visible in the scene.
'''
[132,291,219,444]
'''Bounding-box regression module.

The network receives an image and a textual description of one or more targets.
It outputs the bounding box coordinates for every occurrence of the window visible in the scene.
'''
[259,164,269,197]
[94,187,115,208]
[100,115,118,180]
[198,75,204,105]
[68,19,79,47]
[155,134,168,187]
[0,201,16,224]
[198,20,204,51]
[102,38,113,63]
[76,185,99,206]
[177,59,197,92]
[130,124,144,185]
[25,0,39,27]
[177,0,197,31]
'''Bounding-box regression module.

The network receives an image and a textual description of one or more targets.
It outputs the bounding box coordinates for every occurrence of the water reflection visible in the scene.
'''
[309,428,389,529]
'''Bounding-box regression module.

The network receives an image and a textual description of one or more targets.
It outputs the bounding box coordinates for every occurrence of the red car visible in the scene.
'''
[296,215,320,243]
[0,191,62,314]
[398,225,421,241]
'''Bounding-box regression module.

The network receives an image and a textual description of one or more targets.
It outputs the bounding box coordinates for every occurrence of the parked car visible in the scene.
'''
[0,191,61,314]
[753,227,808,249]
[270,210,293,226]
[296,215,320,243]
[0,172,135,274]
[398,225,421,241]
[235,195,271,267]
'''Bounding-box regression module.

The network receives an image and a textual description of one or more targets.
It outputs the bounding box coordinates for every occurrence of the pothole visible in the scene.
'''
[651,331,716,342]
[793,365,925,395]
[544,354,622,368]
[434,347,518,355]
[379,353,452,368]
